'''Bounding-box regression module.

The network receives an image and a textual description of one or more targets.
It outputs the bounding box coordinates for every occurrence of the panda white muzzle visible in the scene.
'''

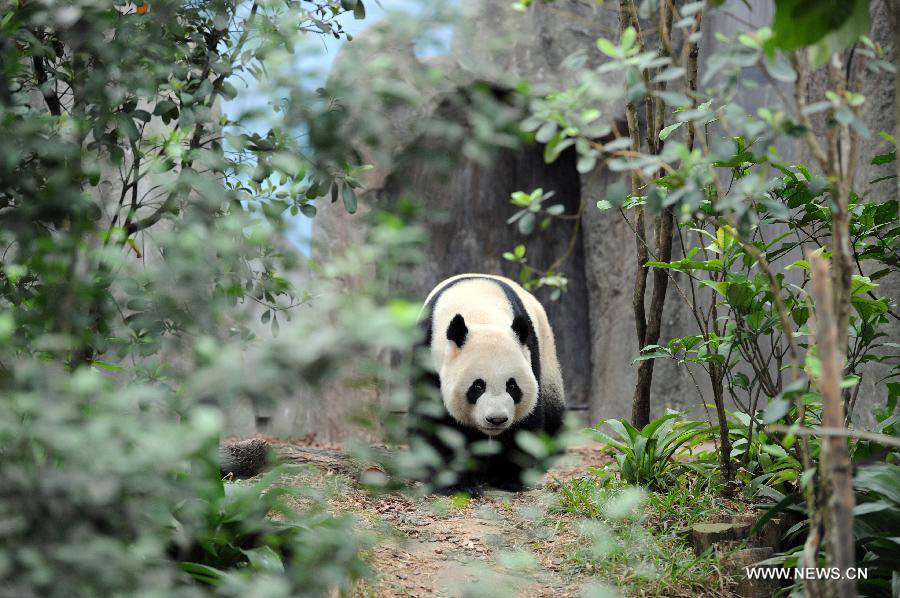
[474,393,514,435]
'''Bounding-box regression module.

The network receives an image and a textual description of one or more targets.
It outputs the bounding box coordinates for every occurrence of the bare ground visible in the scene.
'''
[267,440,739,598]
[351,446,613,597]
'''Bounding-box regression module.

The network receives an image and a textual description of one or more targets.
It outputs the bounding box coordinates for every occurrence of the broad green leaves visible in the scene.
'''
[507,188,565,236]
[658,121,685,141]
[503,187,572,300]
[596,26,637,59]
[591,412,709,490]
[765,0,870,65]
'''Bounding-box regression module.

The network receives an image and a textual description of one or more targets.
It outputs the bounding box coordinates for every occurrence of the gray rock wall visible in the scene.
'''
[301,0,896,440]
[384,137,592,412]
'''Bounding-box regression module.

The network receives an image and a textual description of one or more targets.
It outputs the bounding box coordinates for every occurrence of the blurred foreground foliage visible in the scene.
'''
[0,0,561,593]
[0,0,435,596]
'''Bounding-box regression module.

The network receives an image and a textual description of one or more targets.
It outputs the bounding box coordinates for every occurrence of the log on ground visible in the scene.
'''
[219,438,270,479]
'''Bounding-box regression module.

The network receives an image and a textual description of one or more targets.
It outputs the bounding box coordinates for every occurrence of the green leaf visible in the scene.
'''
[872,151,896,165]
[546,204,565,216]
[271,315,280,337]
[642,413,679,439]
[588,429,628,453]
[153,99,177,117]
[342,184,357,214]
[659,121,685,141]
[699,280,729,297]
[602,181,628,208]
[219,81,238,101]
[621,27,636,52]
[805,0,871,66]
[632,350,672,362]
[851,275,877,297]
[518,212,535,235]
[116,113,140,142]
[603,137,633,152]
[515,431,550,459]
[654,66,686,82]
[610,418,640,444]
[784,259,809,271]
[654,174,684,190]
[749,493,803,536]
[576,154,597,173]
[535,121,557,144]
[353,0,366,19]
[179,562,227,586]
[243,546,285,573]
[543,135,573,164]
[854,464,900,504]
[763,54,797,82]
[596,38,621,58]
[646,258,722,273]
[765,0,869,58]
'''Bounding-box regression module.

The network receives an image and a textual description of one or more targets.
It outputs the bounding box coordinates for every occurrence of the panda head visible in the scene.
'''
[439,313,538,436]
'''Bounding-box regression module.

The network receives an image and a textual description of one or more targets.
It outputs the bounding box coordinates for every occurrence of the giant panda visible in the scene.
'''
[411,273,565,495]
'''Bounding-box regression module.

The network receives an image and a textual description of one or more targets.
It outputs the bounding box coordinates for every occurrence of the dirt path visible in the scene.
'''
[264,437,743,597]
[346,447,612,597]
[271,439,741,597]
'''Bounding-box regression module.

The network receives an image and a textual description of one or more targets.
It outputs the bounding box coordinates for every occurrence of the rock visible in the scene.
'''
[690,522,751,552]
[219,438,269,479]
[722,547,779,598]
[689,517,783,553]
[732,514,783,551]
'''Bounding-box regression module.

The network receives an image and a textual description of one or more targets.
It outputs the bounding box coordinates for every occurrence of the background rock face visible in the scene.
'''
[384,141,591,412]
[222,0,896,440]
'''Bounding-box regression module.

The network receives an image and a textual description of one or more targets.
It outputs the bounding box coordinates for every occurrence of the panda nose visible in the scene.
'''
[486,415,508,426]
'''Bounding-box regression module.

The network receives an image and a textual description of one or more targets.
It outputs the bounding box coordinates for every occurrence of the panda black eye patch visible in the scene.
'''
[506,378,522,403]
[466,379,486,404]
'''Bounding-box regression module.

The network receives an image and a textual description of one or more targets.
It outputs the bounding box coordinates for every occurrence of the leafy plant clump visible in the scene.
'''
[590,411,708,490]
[755,463,900,597]
[173,467,371,592]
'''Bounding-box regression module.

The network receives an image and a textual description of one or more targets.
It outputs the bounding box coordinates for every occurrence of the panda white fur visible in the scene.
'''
[413,273,565,494]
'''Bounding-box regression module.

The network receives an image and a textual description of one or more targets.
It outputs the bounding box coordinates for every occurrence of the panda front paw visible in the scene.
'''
[487,479,527,493]
[431,482,484,498]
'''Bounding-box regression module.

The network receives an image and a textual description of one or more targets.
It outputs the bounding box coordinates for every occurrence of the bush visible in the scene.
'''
[0,0,431,593]
[590,412,707,490]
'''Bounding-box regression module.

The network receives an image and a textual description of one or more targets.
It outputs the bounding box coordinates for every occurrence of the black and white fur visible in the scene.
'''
[413,274,565,494]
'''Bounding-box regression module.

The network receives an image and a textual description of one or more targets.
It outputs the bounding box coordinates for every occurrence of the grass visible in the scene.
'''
[549,474,740,597]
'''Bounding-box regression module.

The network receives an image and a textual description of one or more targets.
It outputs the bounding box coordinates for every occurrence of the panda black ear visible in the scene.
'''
[511,315,530,345]
[446,314,468,348]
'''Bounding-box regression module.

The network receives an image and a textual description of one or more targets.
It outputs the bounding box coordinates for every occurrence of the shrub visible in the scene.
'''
[590,412,707,490]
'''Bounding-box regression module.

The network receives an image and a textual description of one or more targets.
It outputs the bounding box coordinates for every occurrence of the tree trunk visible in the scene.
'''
[709,362,733,482]
[631,208,674,429]
[809,254,856,598]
